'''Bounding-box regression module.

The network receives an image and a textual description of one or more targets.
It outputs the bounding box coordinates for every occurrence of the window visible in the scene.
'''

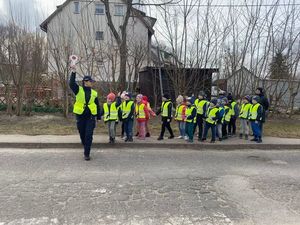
[96,31,104,40]
[115,5,124,16]
[95,3,105,15]
[74,1,80,14]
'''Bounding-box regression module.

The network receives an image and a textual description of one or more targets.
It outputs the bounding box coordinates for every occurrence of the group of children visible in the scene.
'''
[102,91,264,144]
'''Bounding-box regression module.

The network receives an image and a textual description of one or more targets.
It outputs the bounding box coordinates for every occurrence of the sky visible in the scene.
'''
[0,0,65,28]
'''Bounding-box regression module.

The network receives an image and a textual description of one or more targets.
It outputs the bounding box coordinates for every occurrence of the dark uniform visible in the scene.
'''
[69,72,101,160]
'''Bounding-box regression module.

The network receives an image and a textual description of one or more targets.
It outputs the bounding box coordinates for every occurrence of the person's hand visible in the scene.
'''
[255,121,258,124]
[167,118,171,122]
[70,64,76,72]
[118,92,121,97]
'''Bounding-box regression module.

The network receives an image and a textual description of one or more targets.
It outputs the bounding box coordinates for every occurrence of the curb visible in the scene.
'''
[0,142,300,150]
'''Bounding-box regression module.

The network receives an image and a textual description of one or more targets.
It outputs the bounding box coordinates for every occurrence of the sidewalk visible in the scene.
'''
[0,134,299,150]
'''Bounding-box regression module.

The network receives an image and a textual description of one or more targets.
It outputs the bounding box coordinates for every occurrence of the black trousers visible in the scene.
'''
[228,117,237,135]
[222,122,228,137]
[193,114,204,138]
[160,118,174,138]
[76,116,96,157]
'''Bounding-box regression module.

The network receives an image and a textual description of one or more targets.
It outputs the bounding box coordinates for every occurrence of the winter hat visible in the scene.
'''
[107,93,116,101]
[210,98,218,106]
[186,97,194,104]
[198,91,206,97]
[163,93,170,99]
[243,95,251,102]
[136,94,143,100]
[221,97,228,104]
[252,95,260,102]
[142,95,149,102]
[227,94,233,101]
[176,95,184,103]
[121,91,127,99]
[125,92,132,99]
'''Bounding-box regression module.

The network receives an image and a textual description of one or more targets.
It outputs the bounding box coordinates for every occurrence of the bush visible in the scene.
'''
[23,104,63,113]
[0,104,7,111]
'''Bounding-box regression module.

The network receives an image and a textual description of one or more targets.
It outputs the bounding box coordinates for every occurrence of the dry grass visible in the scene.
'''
[0,113,299,138]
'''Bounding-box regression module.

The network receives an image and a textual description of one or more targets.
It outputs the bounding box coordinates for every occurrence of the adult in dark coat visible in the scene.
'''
[255,87,269,134]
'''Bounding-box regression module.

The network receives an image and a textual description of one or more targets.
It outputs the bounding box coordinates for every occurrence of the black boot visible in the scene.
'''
[245,135,248,140]
[239,134,243,139]
[146,132,150,137]
[157,136,163,140]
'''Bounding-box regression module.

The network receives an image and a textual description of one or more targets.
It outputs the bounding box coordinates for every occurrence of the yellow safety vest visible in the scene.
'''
[73,86,98,115]
[206,107,219,124]
[231,101,237,116]
[223,105,232,122]
[186,106,196,123]
[122,100,134,119]
[103,102,118,122]
[239,103,251,119]
[194,99,208,115]
[175,104,185,121]
[135,103,146,119]
[250,103,260,120]
[161,101,171,117]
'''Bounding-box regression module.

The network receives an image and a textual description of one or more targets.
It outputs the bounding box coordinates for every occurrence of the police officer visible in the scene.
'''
[69,65,101,161]
[156,93,174,140]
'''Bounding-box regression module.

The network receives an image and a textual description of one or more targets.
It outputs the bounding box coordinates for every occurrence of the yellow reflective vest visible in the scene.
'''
[249,103,261,120]
[223,105,232,123]
[186,106,196,123]
[103,102,118,122]
[175,104,185,121]
[239,103,251,119]
[73,86,98,115]
[135,103,146,119]
[206,107,219,125]
[122,100,134,119]
[161,101,171,117]
[194,99,208,115]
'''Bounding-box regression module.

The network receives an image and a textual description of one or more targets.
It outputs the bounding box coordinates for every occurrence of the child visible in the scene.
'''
[119,91,127,139]
[202,98,219,143]
[249,95,263,143]
[122,92,135,142]
[175,95,187,139]
[135,94,149,140]
[156,93,174,140]
[227,94,239,136]
[239,95,251,140]
[103,93,120,144]
[216,99,224,141]
[222,98,232,140]
[142,95,156,137]
[185,97,197,143]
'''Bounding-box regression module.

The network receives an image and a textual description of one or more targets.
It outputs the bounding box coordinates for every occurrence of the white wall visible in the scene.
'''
[46,0,151,83]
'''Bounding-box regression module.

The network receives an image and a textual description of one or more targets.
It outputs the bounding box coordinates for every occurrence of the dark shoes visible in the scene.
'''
[125,137,133,142]
[84,156,90,161]
[219,138,222,141]
[210,140,216,143]
[168,135,175,139]
[239,134,243,139]
[146,132,150,137]
[157,136,163,140]
[250,138,258,141]
[245,135,249,140]
[135,132,139,137]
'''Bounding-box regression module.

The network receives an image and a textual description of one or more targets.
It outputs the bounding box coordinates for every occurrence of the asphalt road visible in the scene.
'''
[0,148,300,225]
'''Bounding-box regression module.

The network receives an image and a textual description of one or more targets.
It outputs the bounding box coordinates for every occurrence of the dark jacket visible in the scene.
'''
[69,72,101,120]
[156,100,173,119]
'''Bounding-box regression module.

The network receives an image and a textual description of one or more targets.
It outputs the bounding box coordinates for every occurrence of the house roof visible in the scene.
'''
[40,0,156,33]
[227,66,259,80]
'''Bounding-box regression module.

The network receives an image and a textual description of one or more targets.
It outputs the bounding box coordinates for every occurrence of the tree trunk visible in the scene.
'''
[119,42,127,90]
